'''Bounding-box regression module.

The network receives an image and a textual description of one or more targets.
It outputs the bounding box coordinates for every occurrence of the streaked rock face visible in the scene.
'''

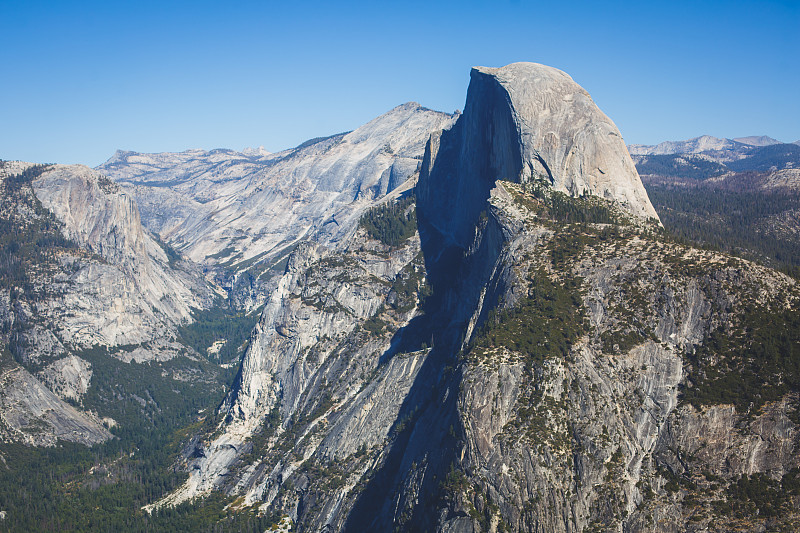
[31,164,213,348]
[0,365,111,447]
[4,62,798,531]
[0,161,214,446]
[418,62,657,249]
[98,103,457,268]
[164,64,798,532]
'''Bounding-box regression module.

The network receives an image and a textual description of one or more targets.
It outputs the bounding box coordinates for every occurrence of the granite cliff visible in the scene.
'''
[417,63,658,249]
[1,63,798,532]
[0,161,213,446]
[98,103,456,272]
[141,63,800,532]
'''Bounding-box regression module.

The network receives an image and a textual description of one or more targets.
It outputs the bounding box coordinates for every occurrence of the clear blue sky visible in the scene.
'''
[2,0,798,166]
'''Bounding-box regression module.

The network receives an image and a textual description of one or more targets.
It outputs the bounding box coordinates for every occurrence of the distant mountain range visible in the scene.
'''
[633,134,800,277]
[628,135,800,182]
[629,134,800,159]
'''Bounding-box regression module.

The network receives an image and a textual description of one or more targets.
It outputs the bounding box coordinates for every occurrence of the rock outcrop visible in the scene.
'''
[628,134,783,157]
[31,165,213,348]
[418,62,657,250]
[0,362,111,446]
[157,186,431,511]
[5,62,798,531]
[160,64,800,532]
[98,103,457,271]
[0,161,214,446]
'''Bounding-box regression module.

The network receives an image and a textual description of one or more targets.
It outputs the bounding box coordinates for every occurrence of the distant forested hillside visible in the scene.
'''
[644,184,800,276]
[637,143,800,277]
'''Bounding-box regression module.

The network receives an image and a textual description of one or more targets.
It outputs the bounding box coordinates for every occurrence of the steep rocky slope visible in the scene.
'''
[98,103,456,274]
[3,61,798,532]
[153,184,431,512]
[30,164,213,348]
[144,63,796,532]
[338,65,799,532]
[0,161,214,446]
[164,63,798,532]
[430,182,799,532]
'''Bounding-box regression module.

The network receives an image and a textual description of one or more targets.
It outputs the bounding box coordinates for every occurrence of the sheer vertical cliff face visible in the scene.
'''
[416,68,521,247]
[418,62,658,251]
[0,162,213,447]
[31,165,212,348]
[404,61,797,530]
[153,63,798,532]
[440,186,799,533]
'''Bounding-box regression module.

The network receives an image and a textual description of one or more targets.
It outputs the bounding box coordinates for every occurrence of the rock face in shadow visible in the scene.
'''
[418,62,658,250]
[98,103,457,270]
[146,63,799,532]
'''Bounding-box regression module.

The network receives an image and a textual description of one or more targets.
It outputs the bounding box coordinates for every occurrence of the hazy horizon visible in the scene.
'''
[2,0,798,167]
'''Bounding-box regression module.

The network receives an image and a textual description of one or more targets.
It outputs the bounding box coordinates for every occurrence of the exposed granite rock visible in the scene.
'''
[37,354,92,402]
[155,216,431,513]
[31,165,214,348]
[98,103,457,271]
[418,63,657,250]
[0,363,111,446]
[628,134,782,158]
[0,161,215,447]
[95,64,800,531]
[426,182,800,533]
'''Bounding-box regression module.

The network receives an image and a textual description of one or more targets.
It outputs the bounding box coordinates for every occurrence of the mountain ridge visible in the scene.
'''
[1,63,799,531]
[130,63,800,532]
[628,134,785,157]
[97,102,457,275]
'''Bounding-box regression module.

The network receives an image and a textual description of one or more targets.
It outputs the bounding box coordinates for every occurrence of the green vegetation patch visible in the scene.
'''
[636,154,728,180]
[598,275,657,354]
[470,268,586,369]
[646,184,800,277]
[154,236,182,267]
[389,252,430,314]
[718,471,800,519]
[0,164,79,293]
[359,194,417,248]
[510,180,627,226]
[726,143,800,173]
[683,304,800,414]
[0,344,240,532]
[179,303,264,363]
[208,245,238,261]
[547,190,623,225]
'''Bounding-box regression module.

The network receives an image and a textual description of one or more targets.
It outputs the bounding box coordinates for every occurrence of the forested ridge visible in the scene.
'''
[634,142,800,180]
[638,142,800,278]
[644,184,800,276]
[0,163,76,294]
[0,164,283,531]
[0,342,281,531]
[359,194,417,247]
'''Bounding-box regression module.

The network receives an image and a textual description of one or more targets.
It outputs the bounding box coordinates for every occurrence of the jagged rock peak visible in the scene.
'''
[472,62,658,219]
